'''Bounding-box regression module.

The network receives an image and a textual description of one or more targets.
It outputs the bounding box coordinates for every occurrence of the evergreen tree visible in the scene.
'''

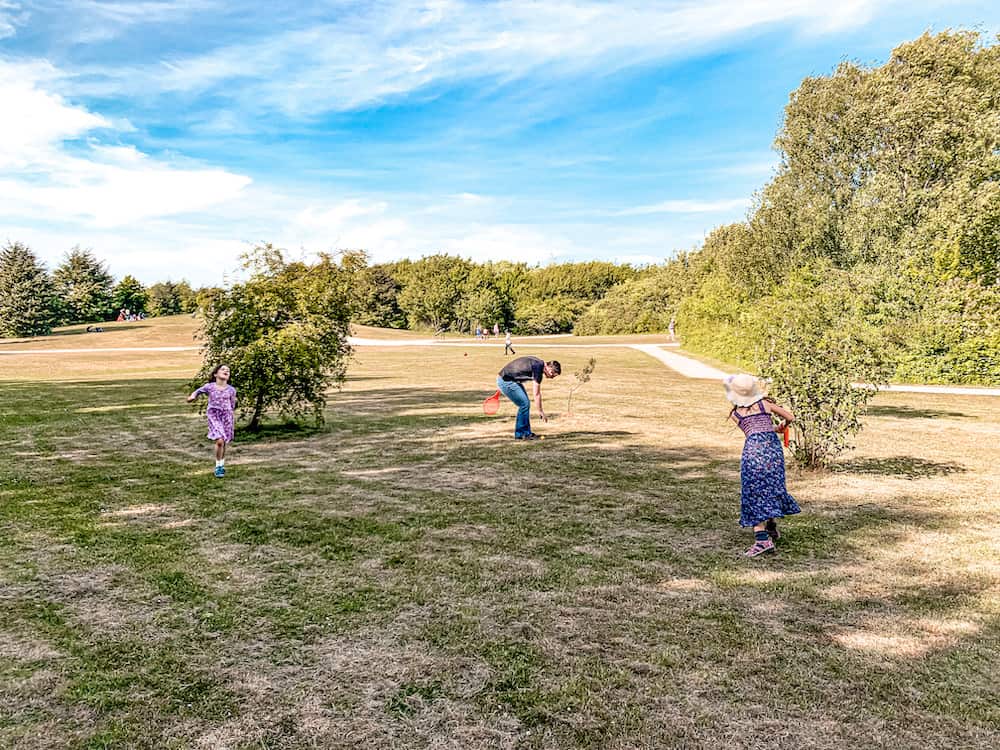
[0,242,57,337]
[147,281,183,316]
[112,275,148,314]
[53,247,114,324]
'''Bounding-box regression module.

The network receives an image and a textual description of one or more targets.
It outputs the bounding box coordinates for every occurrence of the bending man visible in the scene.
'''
[497,356,561,440]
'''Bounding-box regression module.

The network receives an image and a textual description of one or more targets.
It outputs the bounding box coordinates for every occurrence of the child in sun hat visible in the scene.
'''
[187,364,237,478]
[724,373,800,557]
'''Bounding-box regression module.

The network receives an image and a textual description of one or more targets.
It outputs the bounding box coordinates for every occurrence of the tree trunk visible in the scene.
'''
[248,393,265,432]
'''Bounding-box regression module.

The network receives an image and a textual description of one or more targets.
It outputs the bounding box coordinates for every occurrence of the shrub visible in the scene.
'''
[196,244,354,431]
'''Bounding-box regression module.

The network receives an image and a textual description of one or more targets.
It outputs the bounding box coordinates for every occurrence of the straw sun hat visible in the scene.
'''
[723,373,768,407]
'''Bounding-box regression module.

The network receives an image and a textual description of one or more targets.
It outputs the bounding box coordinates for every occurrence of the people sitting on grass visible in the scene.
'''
[724,374,800,557]
[497,356,561,440]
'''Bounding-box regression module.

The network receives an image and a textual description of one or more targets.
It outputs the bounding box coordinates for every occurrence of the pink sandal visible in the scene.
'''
[744,539,775,557]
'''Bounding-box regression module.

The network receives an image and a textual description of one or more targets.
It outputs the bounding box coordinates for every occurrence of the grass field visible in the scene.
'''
[2,318,999,748]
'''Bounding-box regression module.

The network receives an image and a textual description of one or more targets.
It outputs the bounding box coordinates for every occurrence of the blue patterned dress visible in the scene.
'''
[734,400,800,527]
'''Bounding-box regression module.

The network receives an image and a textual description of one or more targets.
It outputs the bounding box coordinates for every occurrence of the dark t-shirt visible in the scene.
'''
[499,356,545,384]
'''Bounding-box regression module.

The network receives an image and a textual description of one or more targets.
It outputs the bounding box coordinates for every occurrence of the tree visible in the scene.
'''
[147,281,185,316]
[455,287,504,334]
[0,242,57,337]
[196,244,354,431]
[174,280,199,313]
[749,268,894,468]
[566,358,596,416]
[353,265,406,328]
[396,255,471,330]
[665,30,1000,386]
[112,275,148,315]
[513,296,581,335]
[52,247,114,324]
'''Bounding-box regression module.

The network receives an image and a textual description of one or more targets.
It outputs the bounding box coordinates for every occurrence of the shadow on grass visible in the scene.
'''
[0,324,149,342]
[5,376,1000,746]
[866,404,971,420]
[236,421,326,443]
[833,456,967,479]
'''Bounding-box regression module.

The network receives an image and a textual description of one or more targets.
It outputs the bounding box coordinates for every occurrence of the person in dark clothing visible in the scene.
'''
[496,356,561,439]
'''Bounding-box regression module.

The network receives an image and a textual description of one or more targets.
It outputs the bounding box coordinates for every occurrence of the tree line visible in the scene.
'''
[3,30,995,397]
[0,242,209,336]
[354,31,998,387]
[578,31,1000,390]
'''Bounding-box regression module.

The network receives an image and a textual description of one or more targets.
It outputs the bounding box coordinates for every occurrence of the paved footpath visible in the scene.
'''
[4,337,997,397]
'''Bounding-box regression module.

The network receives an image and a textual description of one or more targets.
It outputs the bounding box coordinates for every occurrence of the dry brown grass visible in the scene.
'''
[1,327,999,748]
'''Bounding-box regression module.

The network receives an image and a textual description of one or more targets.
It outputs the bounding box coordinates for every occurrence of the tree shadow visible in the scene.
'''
[236,422,326,443]
[0,325,150,342]
[833,456,967,479]
[866,404,971,420]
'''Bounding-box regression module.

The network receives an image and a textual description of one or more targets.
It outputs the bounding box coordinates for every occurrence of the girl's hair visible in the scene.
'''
[209,364,231,382]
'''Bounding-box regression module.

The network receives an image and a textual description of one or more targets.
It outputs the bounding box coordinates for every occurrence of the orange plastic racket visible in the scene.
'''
[483,389,501,415]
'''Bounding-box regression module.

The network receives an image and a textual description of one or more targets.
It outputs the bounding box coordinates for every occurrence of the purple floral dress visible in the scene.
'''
[734,400,800,527]
[194,383,237,443]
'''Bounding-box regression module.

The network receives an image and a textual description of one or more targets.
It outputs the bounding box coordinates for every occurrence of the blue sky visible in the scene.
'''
[1,1,998,285]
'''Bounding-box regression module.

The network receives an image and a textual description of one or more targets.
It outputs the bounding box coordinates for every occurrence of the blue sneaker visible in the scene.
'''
[214,466,225,478]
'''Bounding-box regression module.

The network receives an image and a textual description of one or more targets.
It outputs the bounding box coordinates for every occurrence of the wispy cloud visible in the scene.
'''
[82,0,891,115]
[19,0,218,43]
[0,61,250,227]
[0,0,24,39]
[615,198,751,216]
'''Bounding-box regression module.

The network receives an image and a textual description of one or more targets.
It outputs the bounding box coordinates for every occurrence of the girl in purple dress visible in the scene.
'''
[187,364,237,478]
[724,374,800,557]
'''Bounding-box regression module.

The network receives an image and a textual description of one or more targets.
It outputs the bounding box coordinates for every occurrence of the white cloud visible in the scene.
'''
[0,61,251,228]
[281,196,564,265]
[0,61,108,168]
[0,0,23,39]
[616,198,751,216]
[94,0,894,114]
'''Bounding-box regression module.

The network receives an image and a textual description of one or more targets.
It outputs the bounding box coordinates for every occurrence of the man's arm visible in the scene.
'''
[533,381,547,422]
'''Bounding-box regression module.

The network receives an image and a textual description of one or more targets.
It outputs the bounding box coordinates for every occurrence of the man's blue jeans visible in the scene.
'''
[497,376,531,437]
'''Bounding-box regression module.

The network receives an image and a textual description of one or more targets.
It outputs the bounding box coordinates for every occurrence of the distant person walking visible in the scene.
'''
[497,356,560,440]
[493,322,500,337]
[187,364,237,478]
[724,374,800,557]
[475,325,482,340]
[668,316,676,342]
[504,330,515,356]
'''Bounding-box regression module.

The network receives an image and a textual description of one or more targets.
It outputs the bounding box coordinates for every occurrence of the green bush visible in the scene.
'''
[196,245,353,431]
[747,270,894,468]
[513,296,582,335]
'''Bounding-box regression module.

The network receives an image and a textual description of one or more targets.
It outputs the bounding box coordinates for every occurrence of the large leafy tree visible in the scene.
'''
[396,254,471,331]
[112,275,148,314]
[53,247,115,324]
[147,282,182,316]
[353,265,406,328]
[147,280,198,316]
[196,244,354,431]
[671,30,1000,386]
[0,242,57,337]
